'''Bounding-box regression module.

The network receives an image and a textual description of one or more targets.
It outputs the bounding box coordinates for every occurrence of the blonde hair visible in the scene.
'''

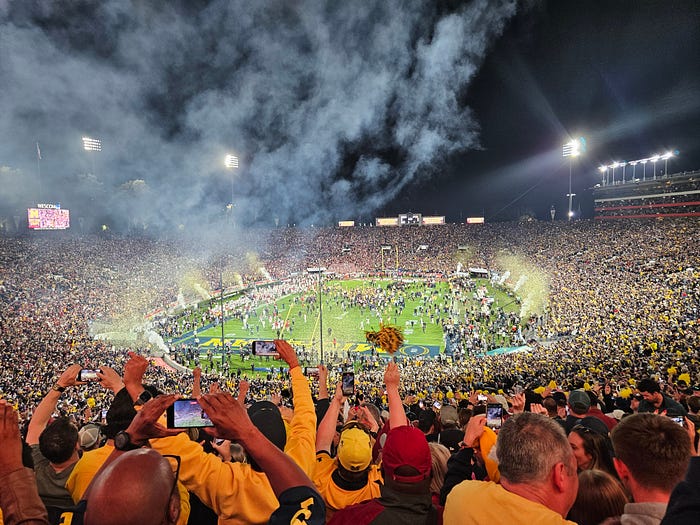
[428,442,451,495]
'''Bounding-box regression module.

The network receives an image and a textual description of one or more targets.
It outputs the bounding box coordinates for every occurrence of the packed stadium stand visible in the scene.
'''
[594,170,700,219]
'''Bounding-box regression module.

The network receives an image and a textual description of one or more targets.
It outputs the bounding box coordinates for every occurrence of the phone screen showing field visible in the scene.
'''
[173,400,213,427]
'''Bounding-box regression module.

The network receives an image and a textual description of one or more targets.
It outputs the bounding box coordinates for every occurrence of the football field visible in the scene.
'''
[170,278,519,367]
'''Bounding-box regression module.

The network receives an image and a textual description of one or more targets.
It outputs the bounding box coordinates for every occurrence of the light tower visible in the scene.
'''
[563,138,584,221]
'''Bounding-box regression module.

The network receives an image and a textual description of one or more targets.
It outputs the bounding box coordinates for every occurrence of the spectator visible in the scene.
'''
[637,379,688,416]
[444,412,578,524]
[567,469,628,525]
[568,424,617,478]
[313,384,382,521]
[148,340,317,524]
[562,389,591,433]
[427,442,450,512]
[0,399,49,525]
[435,405,464,453]
[329,425,438,524]
[78,424,102,453]
[610,413,692,524]
[25,364,84,519]
[661,419,700,525]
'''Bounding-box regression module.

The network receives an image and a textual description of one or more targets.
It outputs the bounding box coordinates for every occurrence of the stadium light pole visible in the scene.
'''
[641,159,648,181]
[651,154,660,179]
[82,136,102,176]
[662,151,674,176]
[225,154,239,215]
[611,162,619,185]
[630,161,638,181]
[598,166,607,186]
[307,267,326,363]
[220,269,225,354]
[563,139,581,221]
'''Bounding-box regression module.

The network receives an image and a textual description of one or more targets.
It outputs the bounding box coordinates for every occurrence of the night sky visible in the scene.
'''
[0,0,698,229]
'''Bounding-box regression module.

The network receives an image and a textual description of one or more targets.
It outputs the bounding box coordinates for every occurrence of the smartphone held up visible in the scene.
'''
[167,398,214,429]
[252,340,279,357]
[77,369,102,382]
[486,403,503,430]
[342,371,355,396]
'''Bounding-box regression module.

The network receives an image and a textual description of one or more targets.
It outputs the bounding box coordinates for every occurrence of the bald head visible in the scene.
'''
[85,449,179,525]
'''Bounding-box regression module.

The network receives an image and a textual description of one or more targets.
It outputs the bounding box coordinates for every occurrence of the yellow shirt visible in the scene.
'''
[150,366,317,525]
[443,481,576,525]
[66,444,114,502]
[312,452,382,521]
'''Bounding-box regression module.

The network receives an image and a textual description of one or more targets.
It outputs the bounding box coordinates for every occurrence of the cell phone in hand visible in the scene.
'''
[486,403,503,430]
[166,399,214,428]
[342,372,355,396]
[77,369,102,382]
[251,340,279,357]
[304,366,320,378]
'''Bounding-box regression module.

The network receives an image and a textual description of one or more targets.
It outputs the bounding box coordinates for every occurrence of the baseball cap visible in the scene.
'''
[382,425,432,483]
[78,424,101,449]
[248,401,287,451]
[337,427,372,471]
[440,405,458,425]
[573,416,609,437]
[568,389,591,415]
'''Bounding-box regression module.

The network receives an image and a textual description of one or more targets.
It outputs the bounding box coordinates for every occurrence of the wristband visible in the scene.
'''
[52,384,66,393]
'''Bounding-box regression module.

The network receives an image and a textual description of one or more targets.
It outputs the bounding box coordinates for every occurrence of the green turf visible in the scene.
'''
[174,278,522,375]
[194,277,520,351]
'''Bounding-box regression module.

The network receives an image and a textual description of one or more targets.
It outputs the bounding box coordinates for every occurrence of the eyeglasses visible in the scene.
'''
[162,454,181,497]
[571,424,593,434]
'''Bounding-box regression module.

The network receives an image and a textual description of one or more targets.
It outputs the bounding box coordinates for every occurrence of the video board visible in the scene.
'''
[28,204,70,230]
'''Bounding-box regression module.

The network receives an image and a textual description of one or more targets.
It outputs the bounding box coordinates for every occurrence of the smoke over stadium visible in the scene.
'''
[0,0,517,230]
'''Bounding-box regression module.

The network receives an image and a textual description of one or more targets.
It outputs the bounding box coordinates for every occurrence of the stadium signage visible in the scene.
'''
[37,203,60,209]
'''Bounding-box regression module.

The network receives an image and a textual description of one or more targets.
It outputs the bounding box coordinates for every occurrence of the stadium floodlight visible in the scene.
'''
[82,136,101,176]
[82,137,102,152]
[619,162,628,183]
[224,154,239,211]
[562,140,580,158]
[563,138,584,221]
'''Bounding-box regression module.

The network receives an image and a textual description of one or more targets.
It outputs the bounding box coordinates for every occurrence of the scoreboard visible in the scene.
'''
[28,204,70,230]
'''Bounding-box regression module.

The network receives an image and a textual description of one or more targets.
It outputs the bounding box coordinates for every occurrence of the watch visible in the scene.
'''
[114,431,145,451]
[134,390,153,406]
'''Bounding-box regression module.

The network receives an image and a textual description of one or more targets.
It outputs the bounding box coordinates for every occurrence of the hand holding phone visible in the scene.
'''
[342,372,355,396]
[77,369,102,382]
[486,403,503,430]
[252,341,279,357]
[167,399,214,428]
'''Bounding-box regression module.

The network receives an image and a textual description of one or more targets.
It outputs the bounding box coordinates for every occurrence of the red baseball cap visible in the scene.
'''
[381,425,432,483]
